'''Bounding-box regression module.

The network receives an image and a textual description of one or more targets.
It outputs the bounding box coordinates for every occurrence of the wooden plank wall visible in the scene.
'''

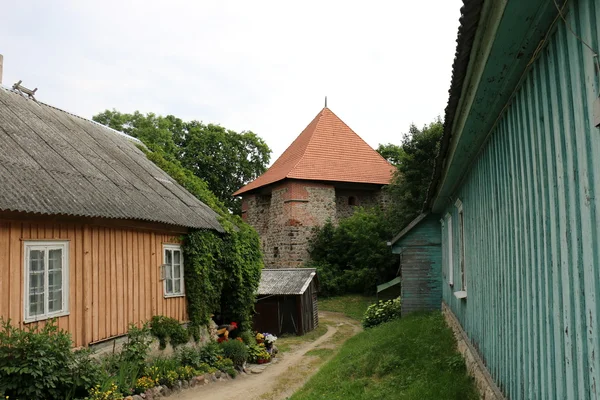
[393,214,442,317]
[0,219,186,347]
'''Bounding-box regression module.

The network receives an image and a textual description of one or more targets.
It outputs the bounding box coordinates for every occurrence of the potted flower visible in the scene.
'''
[255,332,265,344]
[263,333,277,353]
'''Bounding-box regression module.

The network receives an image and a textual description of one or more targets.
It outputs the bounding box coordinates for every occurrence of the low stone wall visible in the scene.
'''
[90,322,213,358]
[442,302,506,400]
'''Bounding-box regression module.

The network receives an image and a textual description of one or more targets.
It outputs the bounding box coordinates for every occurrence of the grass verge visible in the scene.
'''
[318,295,376,321]
[290,312,479,400]
[277,322,329,353]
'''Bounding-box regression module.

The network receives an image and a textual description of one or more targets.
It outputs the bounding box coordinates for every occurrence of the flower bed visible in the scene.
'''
[0,317,281,400]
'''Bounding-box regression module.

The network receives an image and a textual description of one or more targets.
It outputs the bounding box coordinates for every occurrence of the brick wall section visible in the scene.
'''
[242,180,386,268]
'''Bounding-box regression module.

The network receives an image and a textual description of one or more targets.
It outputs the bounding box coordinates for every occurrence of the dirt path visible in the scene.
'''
[177,311,361,400]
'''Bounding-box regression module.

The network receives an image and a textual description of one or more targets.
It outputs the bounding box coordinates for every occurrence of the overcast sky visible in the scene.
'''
[1,1,462,162]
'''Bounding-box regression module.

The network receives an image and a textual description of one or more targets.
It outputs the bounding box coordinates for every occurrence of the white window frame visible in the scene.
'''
[454,198,467,299]
[23,240,70,323]
[445,212,453,287]
[439,218,445,279]
[163,244,184,298]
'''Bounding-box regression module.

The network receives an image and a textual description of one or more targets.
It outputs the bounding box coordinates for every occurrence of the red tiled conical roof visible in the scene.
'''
[234,108,395,196]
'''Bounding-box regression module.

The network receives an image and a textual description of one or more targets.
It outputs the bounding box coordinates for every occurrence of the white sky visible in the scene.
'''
[1,1,462,162]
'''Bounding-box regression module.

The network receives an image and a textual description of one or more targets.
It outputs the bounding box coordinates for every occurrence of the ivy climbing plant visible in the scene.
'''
[142,147,263,333]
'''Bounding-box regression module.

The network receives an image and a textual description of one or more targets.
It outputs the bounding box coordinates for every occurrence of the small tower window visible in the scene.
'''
[348,196,357,206]
[273,246,279,258]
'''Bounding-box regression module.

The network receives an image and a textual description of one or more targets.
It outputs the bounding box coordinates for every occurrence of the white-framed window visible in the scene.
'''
[455,199,466,291]
[439,218,445,279]
[24,241,69,322]
[163,244,184,297]
[445,212,453,287]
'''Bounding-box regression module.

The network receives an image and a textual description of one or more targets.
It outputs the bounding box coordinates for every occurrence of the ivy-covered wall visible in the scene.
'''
[144,149,264,332]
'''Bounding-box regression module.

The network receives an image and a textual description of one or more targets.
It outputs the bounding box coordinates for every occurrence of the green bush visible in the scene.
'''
[0,318,92,399]
[176,346,202,369]
[121,323,153,370]
[220,339,248,367]
[214,357,237,377]
[150,316,190,349]
[197,341,224,366]
[307,208,398,296]
[239,330,255,345]
[362,297,402,328]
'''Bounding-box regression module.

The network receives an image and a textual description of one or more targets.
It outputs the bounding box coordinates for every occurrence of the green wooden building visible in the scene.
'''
[392,0,600,398]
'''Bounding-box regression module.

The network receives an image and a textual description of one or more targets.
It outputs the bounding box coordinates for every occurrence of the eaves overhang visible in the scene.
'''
[428,0,560,213]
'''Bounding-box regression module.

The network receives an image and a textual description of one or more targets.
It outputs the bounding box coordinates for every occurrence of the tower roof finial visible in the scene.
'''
[324,96,327,108]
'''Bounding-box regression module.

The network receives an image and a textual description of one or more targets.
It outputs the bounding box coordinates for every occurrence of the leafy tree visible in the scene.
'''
[93,109,271,213]
[376,143,405,166]
[307,208,398,296]
[384,119,443,228]
[180,123,270,212]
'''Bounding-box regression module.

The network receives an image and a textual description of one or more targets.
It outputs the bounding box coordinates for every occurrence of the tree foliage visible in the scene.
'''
[309,118,443,297]
[93,109,271,214]
[376,143,405,166]
[307,208,398,296]
[383,119,443,228]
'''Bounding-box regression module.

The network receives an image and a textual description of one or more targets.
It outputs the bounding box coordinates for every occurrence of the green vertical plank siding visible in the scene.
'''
[393,214,442,316]
[441,0,600,398]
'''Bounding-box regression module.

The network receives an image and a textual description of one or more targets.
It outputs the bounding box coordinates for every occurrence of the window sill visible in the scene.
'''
[453,291,467,300]
[164,293,185,299]
[24,311,70,324]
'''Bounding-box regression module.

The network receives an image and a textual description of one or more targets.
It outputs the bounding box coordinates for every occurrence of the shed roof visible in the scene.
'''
[0,86,223,231]
[233,107,394,196]
[257,268,317,295]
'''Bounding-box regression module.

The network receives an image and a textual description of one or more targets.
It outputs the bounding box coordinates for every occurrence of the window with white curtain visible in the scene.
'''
[24,241,69,322]
[163,244,184,297]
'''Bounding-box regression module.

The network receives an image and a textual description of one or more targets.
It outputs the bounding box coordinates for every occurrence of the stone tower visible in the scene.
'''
[234,107,394,268]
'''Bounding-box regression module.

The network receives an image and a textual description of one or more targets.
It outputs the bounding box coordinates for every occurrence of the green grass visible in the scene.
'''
[277,323,329,353]
[304,348,335,360]
[319,295,376,321]
[290,312,479,400]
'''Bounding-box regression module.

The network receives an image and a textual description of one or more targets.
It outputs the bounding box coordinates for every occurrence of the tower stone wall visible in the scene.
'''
[242,180,387,268]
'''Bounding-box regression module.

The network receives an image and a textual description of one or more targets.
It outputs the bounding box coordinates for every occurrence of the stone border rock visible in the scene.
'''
[442,302,506,400]
[123,372,233,400]
[122,360,279,400]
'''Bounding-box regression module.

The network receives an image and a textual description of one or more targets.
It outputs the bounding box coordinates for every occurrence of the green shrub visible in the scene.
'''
[239,330,255,345]
[214,357,237,377]
[198,341,224,366]
[86,382,123,400]
[113,360,141,396]
[307,209,398,296]
[176,346,203,369]
[150,316,190,349]
[145,356,180,386]
[0,318,83,399]
[121,323,153,370]
[220,339,248,366]
[69,348,107,398]
[247,344,270,363]
[362,297,402,328]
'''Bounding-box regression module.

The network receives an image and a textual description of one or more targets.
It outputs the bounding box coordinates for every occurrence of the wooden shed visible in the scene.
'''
[389,213,442,316]
[254,268,318,336]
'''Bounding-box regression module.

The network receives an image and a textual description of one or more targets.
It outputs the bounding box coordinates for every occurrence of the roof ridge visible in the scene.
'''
[286,108,325,179]
[0,86,143,145]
